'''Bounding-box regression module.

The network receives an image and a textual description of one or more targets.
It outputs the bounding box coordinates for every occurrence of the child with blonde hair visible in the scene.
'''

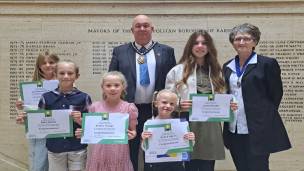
[141,89,195,171]
[16,51,59,171]
[38,60,92,171]
[75,71,138,171]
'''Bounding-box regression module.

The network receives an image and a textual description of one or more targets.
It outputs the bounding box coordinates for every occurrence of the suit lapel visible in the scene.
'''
[128,43,137,81]
[243,63,256,78]
[153,43,162,82]
[223,65,233,93]
[242,54,258,78]
[224,66,233,83]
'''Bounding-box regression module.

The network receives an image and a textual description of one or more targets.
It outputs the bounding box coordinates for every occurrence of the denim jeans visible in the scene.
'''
[28,138,48,171]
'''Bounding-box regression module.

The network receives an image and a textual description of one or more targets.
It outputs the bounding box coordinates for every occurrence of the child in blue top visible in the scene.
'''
[38,60,91,171]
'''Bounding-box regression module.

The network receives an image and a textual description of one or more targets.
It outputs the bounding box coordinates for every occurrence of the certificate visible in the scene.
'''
[190,94,233,122]
[25,109,73,139]
[143,119,193,163]
[81,112,129,144]
[145,151,190,163]
[19,80,58,110]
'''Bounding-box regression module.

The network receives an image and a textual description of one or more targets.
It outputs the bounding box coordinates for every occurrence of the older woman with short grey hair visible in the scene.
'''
[222,23,291,171]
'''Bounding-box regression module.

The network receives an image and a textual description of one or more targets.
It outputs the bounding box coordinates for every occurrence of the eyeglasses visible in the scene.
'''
[234,37,253,42]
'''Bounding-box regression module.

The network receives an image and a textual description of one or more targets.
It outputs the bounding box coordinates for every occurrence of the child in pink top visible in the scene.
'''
[75,71,138,171]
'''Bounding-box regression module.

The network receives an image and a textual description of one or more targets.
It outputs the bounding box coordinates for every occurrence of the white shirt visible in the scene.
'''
[166,64,214,100]
[134,41,156,104]
[227,53,257,134]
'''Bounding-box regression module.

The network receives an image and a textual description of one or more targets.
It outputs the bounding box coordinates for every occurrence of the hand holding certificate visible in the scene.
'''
[81,113,129,144]
[143,119,193,163]
[26,109,73,139]
[190,94,233,122]
[19,80,58,110]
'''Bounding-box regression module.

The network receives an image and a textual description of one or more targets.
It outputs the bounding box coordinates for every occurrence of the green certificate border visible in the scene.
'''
[25,109,74,138]
[82,112,129,144]
[19,81,43,101]
[144,121,193,154]
[190,93,233,122]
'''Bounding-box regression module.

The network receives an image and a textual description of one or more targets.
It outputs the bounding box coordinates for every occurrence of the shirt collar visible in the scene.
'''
[53,87,79,95]
[135,40,153,49]
[227,53,257,72]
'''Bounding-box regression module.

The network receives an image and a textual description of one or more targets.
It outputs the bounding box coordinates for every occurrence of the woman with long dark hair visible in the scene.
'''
[166,30,225,171]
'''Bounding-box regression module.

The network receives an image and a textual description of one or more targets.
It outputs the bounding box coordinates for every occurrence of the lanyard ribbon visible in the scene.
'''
[235,52,256,77]
[132,41,157,55]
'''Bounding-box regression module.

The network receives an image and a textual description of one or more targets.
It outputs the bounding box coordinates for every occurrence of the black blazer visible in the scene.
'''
[108,42,176,103]
[223,55,291,155]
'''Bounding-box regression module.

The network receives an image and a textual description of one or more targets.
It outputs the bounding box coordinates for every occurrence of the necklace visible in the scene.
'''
[132,41,157,64]
[235,52,256,88]
[237,77,241,88]
[137,55,145,64]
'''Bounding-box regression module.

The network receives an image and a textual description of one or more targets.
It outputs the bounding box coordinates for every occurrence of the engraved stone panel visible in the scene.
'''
[0,1,303,171]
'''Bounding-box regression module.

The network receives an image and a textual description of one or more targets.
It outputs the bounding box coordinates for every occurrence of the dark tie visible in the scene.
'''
[139,47,150,86]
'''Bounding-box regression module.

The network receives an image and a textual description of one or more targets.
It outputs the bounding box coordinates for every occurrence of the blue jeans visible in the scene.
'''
[28,138,48,171]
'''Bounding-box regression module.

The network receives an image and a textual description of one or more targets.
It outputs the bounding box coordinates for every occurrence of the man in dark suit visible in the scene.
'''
[109,14,176,171]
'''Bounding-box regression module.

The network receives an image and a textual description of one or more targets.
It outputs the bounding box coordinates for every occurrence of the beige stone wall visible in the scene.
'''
[0,1,303,170]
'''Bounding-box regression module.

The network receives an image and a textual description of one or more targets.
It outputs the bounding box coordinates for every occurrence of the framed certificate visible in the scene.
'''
[19,80,59,110]
[190,94,233,122]
[81,112,129,144]
[143,119,193,163]
[25,109,73,139]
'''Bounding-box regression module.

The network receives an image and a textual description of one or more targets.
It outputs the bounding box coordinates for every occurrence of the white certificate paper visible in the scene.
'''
[81,113,129,144]
[144,119,193,163]
[19,80,59,110]
[190,94,233,122]
[25,109,73,139]
[145,151,190,163]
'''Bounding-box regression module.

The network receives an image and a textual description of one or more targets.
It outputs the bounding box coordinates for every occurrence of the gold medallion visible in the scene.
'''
[137,55,145,64]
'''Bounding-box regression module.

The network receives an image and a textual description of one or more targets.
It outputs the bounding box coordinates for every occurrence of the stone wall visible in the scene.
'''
[0,1,303,170]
